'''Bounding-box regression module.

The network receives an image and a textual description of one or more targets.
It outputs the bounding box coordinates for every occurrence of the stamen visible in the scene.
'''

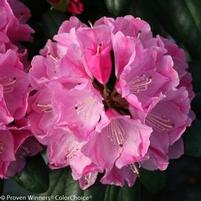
[107,120,126,147]
[0,77,16,94]
[66,145,79,160]
[88,21,93,28]
[96,43,102,54]
[137,30,142,39]
[48,54,58,62]
[129,163,140,176]
[129,75,152,93]
[75,96,97,118]
[37,103,52,112]
[146,113,174,132]
[0,140,4,154]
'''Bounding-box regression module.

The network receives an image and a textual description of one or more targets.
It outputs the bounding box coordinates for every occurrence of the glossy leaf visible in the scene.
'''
[38,169,141,201]
[117,181,141,201]
[148,0,201,60]
[14,155,49,193]
[39,169,82,199]
[104,0,131,16]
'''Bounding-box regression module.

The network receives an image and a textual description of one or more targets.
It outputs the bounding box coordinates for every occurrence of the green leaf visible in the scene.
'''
[103,186,119,201]
[41,10,69,39]
[104,0,131,16]
[14,155,49,193]
[38,168,142,201]
[117,181,141,201]
[189,61,201,92]
[39,169,82,199]
[84,181,107,201]
[148,0,201,60]
[130,0,169,37]
[139,169,166,193]
[184,120,201,157]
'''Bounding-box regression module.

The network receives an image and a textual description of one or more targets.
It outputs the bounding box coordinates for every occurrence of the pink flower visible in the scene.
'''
[29,16,193,189]
[47,128,99,183]
[101,165,137,187]
[142,88,191,170]
[0,50,30,120]
[0,50,37,178]
[0,0,34,42]
[67,0,84,15]
[28,81,106,141]
[0,129,42,178]
[8,0,31,23]
[82,109,152,184]
[159,37,195,100]
[0,0,41,179]
[0,85,13,128]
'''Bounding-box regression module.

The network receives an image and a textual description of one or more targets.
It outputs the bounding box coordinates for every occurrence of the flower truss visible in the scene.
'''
[28,16,194,189]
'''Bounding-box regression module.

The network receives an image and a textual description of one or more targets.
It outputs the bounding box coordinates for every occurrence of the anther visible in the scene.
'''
[37,103,52,112]
[96,43,102,54]
[0,77,16,94]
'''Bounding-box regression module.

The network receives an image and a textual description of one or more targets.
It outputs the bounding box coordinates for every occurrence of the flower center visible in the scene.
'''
[37,103,52,112]
[92,79,130,115]
[145,112,174,132]
[92,50,130,114]
[129,74,152,93]
[0,140,5,154]
[0,77,16,94]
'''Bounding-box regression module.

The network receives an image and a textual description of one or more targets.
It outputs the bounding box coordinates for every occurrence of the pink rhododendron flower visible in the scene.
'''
[0,0,34,42]
[0,0,42,179]
[0,129,42,178]
[159,36,195,100]
[0,50,30,120]
[67,0,84,15]
[8,0,31,23]
[0,48,39,178]
[29,16,194,189]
